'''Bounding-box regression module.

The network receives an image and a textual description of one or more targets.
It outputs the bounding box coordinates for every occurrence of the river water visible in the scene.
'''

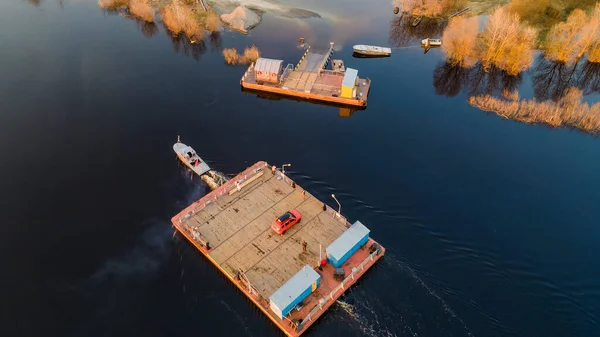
[1,1,599,337]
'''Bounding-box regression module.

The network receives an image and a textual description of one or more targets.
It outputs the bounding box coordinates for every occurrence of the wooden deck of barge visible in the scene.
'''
[172,162,384,336]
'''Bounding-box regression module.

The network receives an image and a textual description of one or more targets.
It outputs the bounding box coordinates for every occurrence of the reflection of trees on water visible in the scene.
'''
[389,15,446,47]
[26,0,64,7]
[434,56,600,100]
[100,8,211,61]
[433,62,522,97]
[579,62,600,95]
[532,56,600,100]
[532,56,579,101]
[101,9,158,39]
[166,29,207,61]
[209,32,222,51]
[130,16,158,38]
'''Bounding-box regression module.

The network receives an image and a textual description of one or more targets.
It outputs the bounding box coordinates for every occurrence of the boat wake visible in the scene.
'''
[386,253,475,337]
[87,221,172,282]
[336,298,404,337]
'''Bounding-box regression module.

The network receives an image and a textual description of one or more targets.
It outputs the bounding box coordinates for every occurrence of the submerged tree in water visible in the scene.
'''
[441,16,479,67]
[478,7,537,76]
[129,0,154,23]
[161,0,204,42]
[469,87,600,134]
[544,9,588,63]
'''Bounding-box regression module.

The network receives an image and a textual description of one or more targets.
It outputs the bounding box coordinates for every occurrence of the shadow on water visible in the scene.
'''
[352,52,391,59]
[389,15,446,47]
[433,62,522,97]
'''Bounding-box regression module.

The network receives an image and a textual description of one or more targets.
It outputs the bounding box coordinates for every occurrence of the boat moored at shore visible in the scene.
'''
[352,44,392,57]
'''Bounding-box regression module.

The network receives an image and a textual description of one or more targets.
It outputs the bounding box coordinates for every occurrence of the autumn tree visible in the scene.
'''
[407,0,467,17]
[544,9,588,63]
[129,0,154,23]
[441,16,479,67]
[584,3,600,63]
[508,0,553,25]
[478,7,537,75]
[161,0,204,41]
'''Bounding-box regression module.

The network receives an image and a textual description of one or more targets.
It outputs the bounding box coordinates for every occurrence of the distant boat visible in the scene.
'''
[412,16,423,27]
[173,136,211,177]
[421,38,442,47]
[352,45,392,57]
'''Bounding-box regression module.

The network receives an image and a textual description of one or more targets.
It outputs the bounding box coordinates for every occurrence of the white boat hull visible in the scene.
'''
[352,45,392,56]
[421,38,442,47]
[173,142,211,176]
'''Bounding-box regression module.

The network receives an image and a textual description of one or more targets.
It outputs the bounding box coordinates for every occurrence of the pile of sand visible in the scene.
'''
[220,6,261,33]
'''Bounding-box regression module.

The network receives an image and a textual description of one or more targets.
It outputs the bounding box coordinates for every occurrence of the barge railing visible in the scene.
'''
[178,161,352,239]
[303,248,381,323]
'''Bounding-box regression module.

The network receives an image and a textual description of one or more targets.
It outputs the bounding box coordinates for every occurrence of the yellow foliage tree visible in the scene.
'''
[479,7,537,75]
[584,3,600,63]
[129,0,154,23]
[544,9,588,63]
[441,16,479,67]
[161,1,204,42]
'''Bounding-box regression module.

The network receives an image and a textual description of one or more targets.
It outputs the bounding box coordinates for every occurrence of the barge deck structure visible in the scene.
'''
[171,161,385,336]
[240,42,371,108]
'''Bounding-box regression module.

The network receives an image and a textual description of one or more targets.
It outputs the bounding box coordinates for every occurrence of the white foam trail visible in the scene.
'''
[387,255,475,337]
[220,300,254,336]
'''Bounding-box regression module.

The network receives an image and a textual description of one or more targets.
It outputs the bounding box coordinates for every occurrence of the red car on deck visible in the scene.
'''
[271,210,302,234]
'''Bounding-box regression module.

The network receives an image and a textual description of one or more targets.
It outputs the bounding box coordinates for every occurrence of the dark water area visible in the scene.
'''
[1,1,600,337]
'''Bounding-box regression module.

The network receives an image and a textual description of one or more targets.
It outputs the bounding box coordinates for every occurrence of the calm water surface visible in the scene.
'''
[1,1,599,337]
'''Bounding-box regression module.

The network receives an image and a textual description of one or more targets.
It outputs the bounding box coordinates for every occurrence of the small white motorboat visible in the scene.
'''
[352,45,392,57]
[421,38,442,47]
[173,136,211,176]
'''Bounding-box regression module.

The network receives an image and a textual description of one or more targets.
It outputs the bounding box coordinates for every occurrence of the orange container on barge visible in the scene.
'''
[171,161,385,336]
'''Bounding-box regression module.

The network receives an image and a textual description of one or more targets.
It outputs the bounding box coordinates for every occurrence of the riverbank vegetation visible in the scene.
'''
[222,46,261,65]
[161,1,204,41]
[469,88,600,133]
[442,2,600,75]
[97,0,128,9]
[543,3,600,63]
[441,16,478,67]
[441,6,537,75]
[98,0,222,41]
[129,0,154,22]
[398,0,469,17]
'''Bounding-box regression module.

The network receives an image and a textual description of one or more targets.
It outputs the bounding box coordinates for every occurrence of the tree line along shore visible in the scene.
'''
[426,0,600,136]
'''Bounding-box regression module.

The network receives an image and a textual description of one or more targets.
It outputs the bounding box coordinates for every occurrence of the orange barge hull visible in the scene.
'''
[240,81,368,108]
